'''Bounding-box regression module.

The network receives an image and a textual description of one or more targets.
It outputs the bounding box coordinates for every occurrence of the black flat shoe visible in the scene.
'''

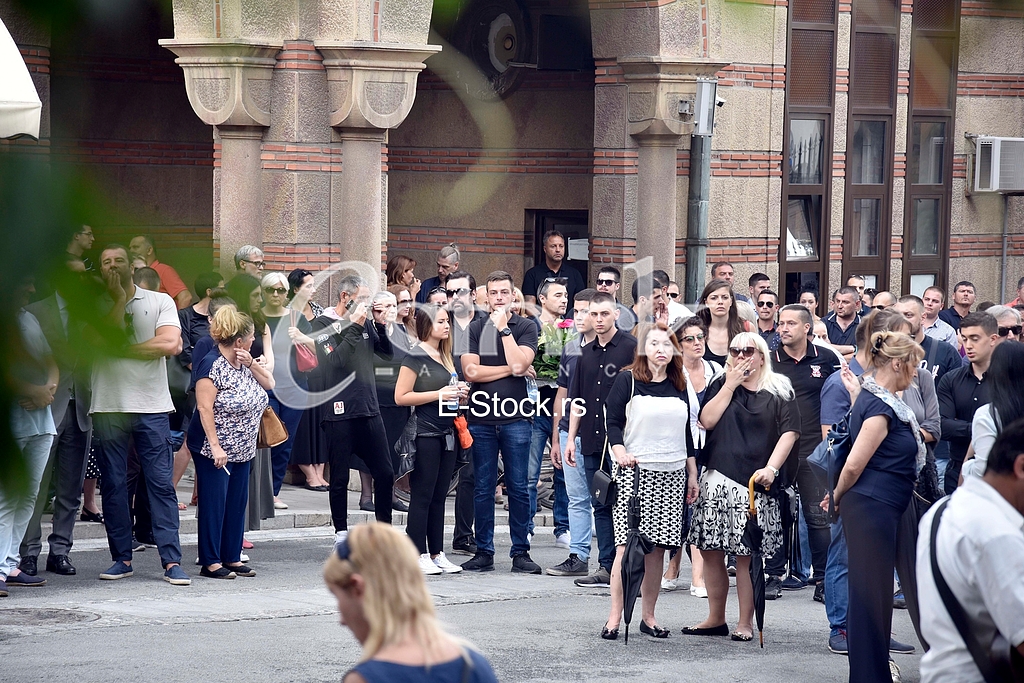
[681,623,729,636]
[80,509,104,524]
[731,631,754,642]
[392,499,409,512]
[640,621,670,638]
[601,626,619,640]
[359,501,375,512]
[200,566,236,579]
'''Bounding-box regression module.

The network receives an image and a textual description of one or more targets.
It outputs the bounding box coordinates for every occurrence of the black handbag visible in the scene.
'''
[592,373,637,507]
[928,498,1024,683]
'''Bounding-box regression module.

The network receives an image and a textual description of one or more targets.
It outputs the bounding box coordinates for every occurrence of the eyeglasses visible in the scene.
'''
[446,287,471,298]
[596,278,618,286]
[728,346,757,359]
[998,325,1022,337]
[667,293,679,299]
[681,333,705,344]
[543,277,568,285]
[242,259,265,269]
[872,304,888,310]
[756,301,776,309]
[264,287,287,295]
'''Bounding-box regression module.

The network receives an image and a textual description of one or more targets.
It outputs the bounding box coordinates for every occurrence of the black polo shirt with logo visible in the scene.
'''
[568,329,638,455]
[773,342,840,460]
[467,312,539,425]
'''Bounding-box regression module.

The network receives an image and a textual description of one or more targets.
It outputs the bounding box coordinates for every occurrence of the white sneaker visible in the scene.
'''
[690,585,708,598]
[239,552,249,563]
[554,532,570,550]
[334,530,348,551]
[419,553,443,575]
[661,577,680,591]
[431,552,463,574]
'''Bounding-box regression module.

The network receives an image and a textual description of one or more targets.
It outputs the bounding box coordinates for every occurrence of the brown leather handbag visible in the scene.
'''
[257,406,289,449]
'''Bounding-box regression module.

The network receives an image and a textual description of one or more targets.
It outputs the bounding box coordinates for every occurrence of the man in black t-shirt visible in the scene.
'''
[461,271,540,574]
[765,304,839,598]
[311,275,395,540]
[522,230,585,307]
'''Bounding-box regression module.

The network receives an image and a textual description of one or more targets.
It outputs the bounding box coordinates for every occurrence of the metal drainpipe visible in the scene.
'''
[685,133,712,305]
[1001,193,1009,304]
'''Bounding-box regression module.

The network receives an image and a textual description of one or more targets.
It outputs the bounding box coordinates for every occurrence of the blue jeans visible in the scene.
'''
[583,452,615,572]
[194,454,251,567]
[797,505,812,582]
[94,413,182,566]
[825,519,849,634]
[469,420,532,557]
[267,393,304,496]
[528,413,568,536]
[559,430,591,560]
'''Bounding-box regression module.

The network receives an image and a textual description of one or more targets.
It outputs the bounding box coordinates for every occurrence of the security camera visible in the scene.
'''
[715,95,727,108]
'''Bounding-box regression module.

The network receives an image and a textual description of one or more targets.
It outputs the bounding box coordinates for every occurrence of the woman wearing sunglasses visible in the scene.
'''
[696,279,749,367]
[685,332,799,642]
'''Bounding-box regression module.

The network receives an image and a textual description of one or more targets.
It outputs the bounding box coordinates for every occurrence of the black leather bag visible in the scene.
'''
[592,466,616,507]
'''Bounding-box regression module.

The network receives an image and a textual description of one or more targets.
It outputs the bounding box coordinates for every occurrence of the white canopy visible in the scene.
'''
[0,17,41,139]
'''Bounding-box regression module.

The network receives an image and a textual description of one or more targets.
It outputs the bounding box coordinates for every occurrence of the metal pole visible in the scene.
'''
[1001,193,1009,304]
[685,133,712,305]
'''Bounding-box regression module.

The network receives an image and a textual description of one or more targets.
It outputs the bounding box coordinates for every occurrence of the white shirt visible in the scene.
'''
[924,316,960,348]
[917,477,1024,682]
[962,404,997,479]
[667,300,693,329]
[91,286,180,414]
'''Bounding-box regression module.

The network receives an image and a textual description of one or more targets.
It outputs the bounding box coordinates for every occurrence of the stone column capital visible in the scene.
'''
[315,42,441,130]
[617,57,729,140]
[158,39,282,127]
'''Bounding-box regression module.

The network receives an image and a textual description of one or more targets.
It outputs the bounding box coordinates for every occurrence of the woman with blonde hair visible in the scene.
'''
[684,331,799,641]
[831,331,925,682]
[395,304,468,575]
[187,305,274,579]
[600,322,699,640]
[324,523,498,683]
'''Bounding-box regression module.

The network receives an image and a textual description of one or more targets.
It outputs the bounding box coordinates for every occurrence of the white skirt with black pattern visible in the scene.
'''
[686,468,783,557]
[611,463,687,548]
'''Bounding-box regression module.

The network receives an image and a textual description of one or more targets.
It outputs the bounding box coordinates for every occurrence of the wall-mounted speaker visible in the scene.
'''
[451,0,532,101]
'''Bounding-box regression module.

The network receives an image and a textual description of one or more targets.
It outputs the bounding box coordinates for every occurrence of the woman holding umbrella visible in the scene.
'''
[685,332,799,642]
[600,322,700,640]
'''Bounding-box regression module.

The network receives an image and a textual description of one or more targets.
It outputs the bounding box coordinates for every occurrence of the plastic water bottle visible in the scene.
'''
[445,373,460,412]
[526,376,539,405]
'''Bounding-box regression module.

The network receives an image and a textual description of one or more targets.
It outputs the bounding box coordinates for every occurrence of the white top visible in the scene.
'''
[91,286,180,414]
[682,359,720,451]
[962,404,997,479]
[917,477,1024,682]
[924,317,960,348]
[0,18,41,139]
[622,393,690,472]
[10,309,56,438]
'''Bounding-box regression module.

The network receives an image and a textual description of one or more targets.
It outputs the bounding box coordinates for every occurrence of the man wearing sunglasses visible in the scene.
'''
[595,266,637,331]
[986,305,1022,345]
[755,290,781,351]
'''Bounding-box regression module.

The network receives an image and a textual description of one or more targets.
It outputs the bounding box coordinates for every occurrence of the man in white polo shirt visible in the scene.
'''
[90,245,188,586]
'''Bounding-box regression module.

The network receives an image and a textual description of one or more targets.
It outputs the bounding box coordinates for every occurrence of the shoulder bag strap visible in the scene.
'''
[929,498,1001,683]
[601,371,636,473]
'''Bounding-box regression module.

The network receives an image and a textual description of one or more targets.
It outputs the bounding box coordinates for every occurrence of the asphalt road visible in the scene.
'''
[0,527,922,682]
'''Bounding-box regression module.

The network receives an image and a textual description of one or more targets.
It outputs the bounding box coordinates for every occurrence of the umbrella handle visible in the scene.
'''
[748,474,757,519]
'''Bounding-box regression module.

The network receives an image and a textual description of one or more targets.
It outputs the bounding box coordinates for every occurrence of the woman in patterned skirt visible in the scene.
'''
[684,332,799,642]
[600,323,699,640]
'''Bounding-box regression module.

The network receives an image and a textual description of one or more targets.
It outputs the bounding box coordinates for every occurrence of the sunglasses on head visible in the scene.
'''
[998,325,1022,337]
[596,278,618,286]
[446,287,471,298]
[427,285,447,297]
[757,300,775,308]
[728,346,757,359]
[543,277,568,285]
[681,333,705,343]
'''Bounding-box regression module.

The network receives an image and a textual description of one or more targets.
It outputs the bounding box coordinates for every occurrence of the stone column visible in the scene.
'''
[158,41,280,274]
[635,136,682,275]
[335,128,386,268]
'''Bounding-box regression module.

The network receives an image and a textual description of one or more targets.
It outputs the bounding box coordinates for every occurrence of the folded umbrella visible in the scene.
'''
[620,465,654,644]
[742,474,767,648]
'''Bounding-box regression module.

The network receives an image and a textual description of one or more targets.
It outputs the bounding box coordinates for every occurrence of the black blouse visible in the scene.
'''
[699,376,800,486]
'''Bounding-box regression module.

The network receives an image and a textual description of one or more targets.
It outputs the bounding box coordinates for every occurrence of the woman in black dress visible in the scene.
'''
[286,269,328,489]
[685,331,799,642]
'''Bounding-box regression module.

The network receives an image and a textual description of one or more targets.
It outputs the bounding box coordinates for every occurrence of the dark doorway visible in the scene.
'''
[533,210,589,287]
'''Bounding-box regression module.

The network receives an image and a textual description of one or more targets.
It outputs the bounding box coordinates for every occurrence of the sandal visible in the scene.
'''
[177,502,187,511]
[731,631,754,642]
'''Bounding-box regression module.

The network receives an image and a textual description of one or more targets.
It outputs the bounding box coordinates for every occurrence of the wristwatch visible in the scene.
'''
[767,465,780,478]
[499,327,513,337]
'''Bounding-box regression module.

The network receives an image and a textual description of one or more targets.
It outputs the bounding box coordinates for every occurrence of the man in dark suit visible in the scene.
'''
[18,272,93,576]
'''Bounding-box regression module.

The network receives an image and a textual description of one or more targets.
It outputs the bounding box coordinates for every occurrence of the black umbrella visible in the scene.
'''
[741,474,767,648]
[621,465,654,644]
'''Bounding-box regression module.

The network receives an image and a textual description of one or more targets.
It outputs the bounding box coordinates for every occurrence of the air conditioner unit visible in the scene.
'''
[972,136,1024,192]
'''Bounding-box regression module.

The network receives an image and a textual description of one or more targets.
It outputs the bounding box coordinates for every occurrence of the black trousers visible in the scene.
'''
[324,416,394,532]
[766,457,831,580]
[453,444,475,546]
[943,454,964,495]
[407,434,458,556]
[842,490,904,683]
[379,405,410,475]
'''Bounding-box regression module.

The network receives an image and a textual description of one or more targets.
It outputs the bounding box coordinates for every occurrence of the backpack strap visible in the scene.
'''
[929,498,1001,683]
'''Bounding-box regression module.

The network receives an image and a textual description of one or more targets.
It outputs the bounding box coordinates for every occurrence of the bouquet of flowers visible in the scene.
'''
[533,318,577,383]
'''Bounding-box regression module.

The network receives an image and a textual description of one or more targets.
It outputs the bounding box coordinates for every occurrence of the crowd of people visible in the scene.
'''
[1,225,1023,682]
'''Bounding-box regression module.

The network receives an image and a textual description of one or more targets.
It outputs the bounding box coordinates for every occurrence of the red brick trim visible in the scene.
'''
[894,153,907,178]
[901,0,913,12]
[596,60,626,85]
[388,147,608,175]
[261,143,342,172]
[950,234,1024,258]
[19,47,50,74]
[388,226,527,256]
[707,237,781,261]
[49,138,214,166]
[724,0,788,6]
[276,42,325,71]
[589,0,675,9]
[836,69,849,93]
[710,152,783,178]
[898,70,910,95]
[953,154,968,179]
[594,150,639,175]
[833,152,846,178]
[961,0,1024,16]
[262,243,344,270]
[957,73,1024,97]
[839,1,852,12]
[0,138,50,154]
[591,237,636,264]
[890,235,904,259]
[716,64,786,89]
[675,152,692,176]
[830,237,843,260]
